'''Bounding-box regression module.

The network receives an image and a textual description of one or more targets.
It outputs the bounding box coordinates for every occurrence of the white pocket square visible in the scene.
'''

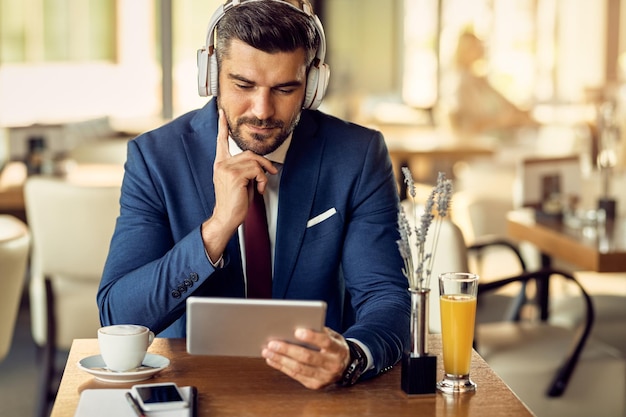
[306,208,337,228]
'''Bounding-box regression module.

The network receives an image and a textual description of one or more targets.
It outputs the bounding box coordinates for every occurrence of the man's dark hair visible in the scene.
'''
[215,1,320,69]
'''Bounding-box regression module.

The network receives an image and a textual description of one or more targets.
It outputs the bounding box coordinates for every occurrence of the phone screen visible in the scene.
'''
[135,384,184,405]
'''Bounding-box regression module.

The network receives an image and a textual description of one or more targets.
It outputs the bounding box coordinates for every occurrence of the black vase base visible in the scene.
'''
[401,352,437,396]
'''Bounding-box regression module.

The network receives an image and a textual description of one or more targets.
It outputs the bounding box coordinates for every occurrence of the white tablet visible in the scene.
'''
[186,297,327,357]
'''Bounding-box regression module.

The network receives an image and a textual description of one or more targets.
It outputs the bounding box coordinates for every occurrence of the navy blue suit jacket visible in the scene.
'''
[98,99,410,377]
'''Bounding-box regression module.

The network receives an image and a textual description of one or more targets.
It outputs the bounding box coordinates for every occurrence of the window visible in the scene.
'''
[0,0,116,63]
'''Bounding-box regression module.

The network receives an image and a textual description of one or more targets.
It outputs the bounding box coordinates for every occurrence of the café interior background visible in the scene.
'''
[1,1,625,416]
[0,0,622,149]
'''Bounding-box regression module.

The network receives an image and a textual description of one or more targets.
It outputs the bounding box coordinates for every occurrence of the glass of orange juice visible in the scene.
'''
[437,272,479,394]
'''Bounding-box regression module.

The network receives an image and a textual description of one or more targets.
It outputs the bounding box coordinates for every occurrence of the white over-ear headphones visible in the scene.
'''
[196,0,330,110]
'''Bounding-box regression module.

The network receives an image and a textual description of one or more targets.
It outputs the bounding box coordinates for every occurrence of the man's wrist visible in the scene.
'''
[338,340,368,386]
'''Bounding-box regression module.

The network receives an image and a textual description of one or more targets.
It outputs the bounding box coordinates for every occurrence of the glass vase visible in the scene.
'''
[401,288,437,395]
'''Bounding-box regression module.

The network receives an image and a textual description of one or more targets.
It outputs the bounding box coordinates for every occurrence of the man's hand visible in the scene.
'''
[262,327,351,390]
[201,109,277,261]
[212,109,277,229]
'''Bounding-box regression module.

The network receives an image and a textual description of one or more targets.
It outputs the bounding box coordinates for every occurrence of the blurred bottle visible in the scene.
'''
[597,101,620,219]
[26,136,46,175]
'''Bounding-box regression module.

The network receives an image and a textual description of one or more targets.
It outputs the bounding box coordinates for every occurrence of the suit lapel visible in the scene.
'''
[183,100,219,219]
[273,111,323,298]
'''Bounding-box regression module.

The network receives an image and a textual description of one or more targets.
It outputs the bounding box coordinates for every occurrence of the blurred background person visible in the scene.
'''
[445,30,538,138]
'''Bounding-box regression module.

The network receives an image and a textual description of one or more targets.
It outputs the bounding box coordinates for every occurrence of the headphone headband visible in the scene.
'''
[196,0,330,110]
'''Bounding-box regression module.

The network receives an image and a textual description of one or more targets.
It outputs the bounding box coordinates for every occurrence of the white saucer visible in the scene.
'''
[77,353,170,383]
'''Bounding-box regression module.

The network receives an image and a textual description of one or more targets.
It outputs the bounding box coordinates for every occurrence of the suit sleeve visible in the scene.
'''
[97,139,216,335]
[340,131,411,378]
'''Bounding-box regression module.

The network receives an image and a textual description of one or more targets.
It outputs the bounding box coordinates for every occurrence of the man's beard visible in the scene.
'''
[225,112,300,156]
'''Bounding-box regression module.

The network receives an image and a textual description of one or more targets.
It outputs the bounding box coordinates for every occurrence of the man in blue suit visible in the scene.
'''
[98,0,409,389]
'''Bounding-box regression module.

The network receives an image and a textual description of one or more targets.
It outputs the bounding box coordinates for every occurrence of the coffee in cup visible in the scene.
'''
[97,324,154,372]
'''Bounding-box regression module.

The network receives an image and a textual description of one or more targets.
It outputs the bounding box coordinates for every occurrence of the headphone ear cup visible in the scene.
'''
[208,52,219,97]
[197,48,210,97]
[303,63,329,110]
[303,67,318,110]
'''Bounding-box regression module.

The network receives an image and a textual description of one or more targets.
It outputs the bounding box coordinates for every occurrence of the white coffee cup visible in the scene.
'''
[97,324,155,372]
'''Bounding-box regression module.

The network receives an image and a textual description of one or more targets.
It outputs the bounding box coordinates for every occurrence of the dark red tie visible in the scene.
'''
[244,187,272,298]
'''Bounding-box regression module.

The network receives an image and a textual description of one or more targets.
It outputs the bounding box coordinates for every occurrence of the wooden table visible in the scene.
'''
[507,208,626,273]
[507,208,626,319]
[51,337,534,417]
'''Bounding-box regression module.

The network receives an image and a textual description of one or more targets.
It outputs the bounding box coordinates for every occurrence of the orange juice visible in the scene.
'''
[440,294,477,375]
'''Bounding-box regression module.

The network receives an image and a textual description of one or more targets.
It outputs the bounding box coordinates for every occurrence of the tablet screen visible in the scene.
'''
[186,297,327,357]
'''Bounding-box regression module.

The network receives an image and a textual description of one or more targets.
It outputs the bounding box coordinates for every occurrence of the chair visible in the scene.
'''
[451,190,541,324]
[550,271,626,359]
[451,190,540,276]
[0,215,30,363]
[476,268,625,417]
[66,138,128,165]
[24,176,120,417]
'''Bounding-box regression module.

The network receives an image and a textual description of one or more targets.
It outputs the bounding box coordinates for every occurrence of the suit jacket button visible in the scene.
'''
[190,272,199,282]
[184,279,193,287]
[177,285,187,293]
[171,290,181,299]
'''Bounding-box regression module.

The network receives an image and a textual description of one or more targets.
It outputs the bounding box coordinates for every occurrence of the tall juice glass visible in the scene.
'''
[437,272,478,394]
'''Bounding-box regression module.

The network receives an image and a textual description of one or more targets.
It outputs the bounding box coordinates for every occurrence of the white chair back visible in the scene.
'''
[0,215,30,362]
[67,138,128,165]
[25,176,120,349]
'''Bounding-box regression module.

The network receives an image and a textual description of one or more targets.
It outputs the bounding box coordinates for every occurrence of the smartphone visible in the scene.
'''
[131,382,188,411]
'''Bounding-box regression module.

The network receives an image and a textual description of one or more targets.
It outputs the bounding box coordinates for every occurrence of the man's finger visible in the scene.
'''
[215,108,231,162]
[253,159,278,195]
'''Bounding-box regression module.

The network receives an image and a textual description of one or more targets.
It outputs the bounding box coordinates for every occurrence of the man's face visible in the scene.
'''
[217,39,308,155]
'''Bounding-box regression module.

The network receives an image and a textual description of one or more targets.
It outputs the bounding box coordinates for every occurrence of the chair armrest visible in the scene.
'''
[478,268,595,397]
